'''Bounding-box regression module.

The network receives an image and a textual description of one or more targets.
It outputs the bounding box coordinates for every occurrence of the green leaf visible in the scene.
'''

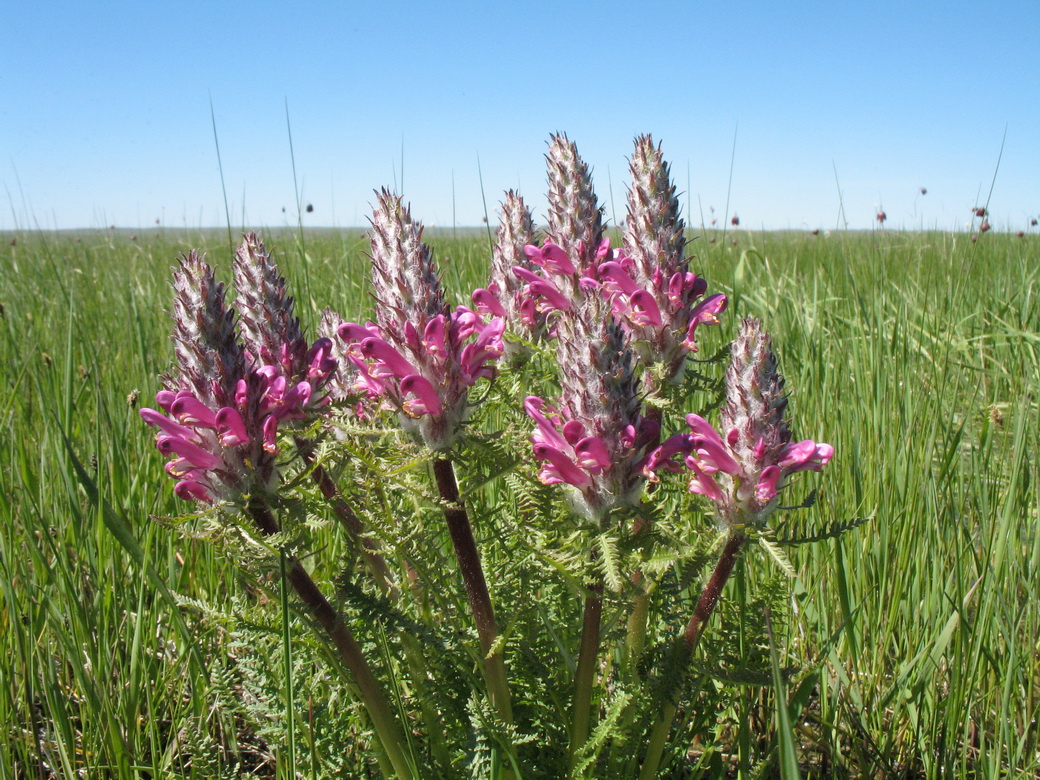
[766,608,801,779]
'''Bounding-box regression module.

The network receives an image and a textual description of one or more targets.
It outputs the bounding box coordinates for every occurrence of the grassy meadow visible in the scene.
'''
[0,224,1037,778]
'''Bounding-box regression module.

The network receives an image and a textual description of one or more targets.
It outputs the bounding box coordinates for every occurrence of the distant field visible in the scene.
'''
[0,227,1037,777]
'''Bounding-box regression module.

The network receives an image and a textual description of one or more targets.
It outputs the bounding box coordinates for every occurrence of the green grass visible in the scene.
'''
[0,226,1037,777]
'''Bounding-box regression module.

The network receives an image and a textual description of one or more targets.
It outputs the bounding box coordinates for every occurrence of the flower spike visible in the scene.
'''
[339,191,504,450]
[646,318,833,526]
[608,135,727,381]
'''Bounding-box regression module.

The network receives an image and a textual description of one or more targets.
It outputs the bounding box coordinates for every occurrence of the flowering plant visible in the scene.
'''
[141,135,839,778]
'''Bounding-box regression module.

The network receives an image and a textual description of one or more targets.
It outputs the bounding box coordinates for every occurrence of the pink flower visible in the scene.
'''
[645,319,832,526]
[615,136,727,381]
[525,397,613,487]
[143,355,335,503]
[143,240,339,504]
[524,242,576,276]
[341,191,504,450]
[525,292,659,520]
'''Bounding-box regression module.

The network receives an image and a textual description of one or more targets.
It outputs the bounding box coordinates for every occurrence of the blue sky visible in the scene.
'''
[2,1,1037,232]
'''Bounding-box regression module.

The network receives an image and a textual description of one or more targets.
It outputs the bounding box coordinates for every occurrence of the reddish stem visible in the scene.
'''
[246,500,414,779]
[683,532,746,652]
[432,457,514,725]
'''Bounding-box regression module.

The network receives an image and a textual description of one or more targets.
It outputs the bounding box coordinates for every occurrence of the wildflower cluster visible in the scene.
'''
[517,134,731,521]
[139,133,836,779]
[140,238,336,504]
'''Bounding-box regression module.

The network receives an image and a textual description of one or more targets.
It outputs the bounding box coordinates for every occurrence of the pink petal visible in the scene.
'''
[573,437,611,471]
[349,354,387,396]
[306,338,336,379]
[532,282,571,312]
[748,438,766,463]
[513,266,571,311]
[525,243,575,276]
[155,390,178,412]
[472,288,507,318]
[214,407,249,446]
[170,396,217,428]
[561,420,586,446]
[629,290,664,327]
[338,321,380,345]
[683,293,728,351]
[400,374,443,415]
[577,275,600,294]
[686,414,724,443]
[174,480,213,503]
[360,338,418,379]
[279,381,312,416]
[780,440,834,473]
[156,435,223,470]
[524,396,569,452]
[642,433,694,480]
[756,466,782,502]
[518,297,538,326]
[512,266,545,284]
[140,408,197,441]
[460,329,504,382]
[452,306,484,341]
[687,458,725,505]
[164,458,196,478]
[692,436,741,476]
[599,262,640,295]
[262,415,279,454]
[256,364,280,383]
[533,444,591,488]
[667,272,687,305]
[423,315,448,358]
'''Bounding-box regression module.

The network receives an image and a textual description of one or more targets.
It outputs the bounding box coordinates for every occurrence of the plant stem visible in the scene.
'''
[296,437,398,599]
[247,500,415,780]
[639,532,746,779]
[431,457,514,726]
[568,575,604,769]
[279,551,296,777]
[625,405,660,680]
[624,510,655,680]
[297,440,454,771]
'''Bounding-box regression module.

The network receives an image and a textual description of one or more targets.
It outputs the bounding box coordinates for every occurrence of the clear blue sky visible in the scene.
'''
[3,1,1037,232]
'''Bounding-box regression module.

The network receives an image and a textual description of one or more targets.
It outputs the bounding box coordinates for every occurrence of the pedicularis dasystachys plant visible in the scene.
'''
[141,135,835,778]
